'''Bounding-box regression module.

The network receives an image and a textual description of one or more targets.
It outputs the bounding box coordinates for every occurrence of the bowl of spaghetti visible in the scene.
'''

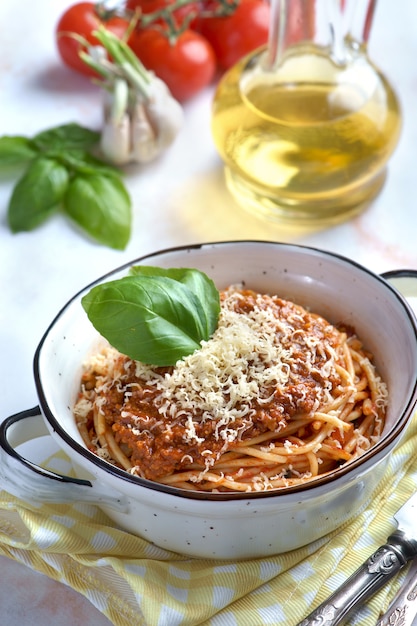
[3,241,417,559]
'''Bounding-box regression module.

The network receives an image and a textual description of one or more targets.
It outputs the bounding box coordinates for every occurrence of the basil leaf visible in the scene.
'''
[0,136,38,167]
[129,266,220,337]
[82,274,219,366]
[53,149,122,178]
[32,123,100,153]
[2,122,132,249]
[8,157,69,232]
[63,173,131,250]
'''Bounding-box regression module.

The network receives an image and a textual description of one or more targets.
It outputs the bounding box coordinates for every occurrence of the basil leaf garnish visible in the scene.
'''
[8,157,69,232]
[129,265,220,339]
[0,136,38,167]
[63,173,131,250]
[32,123,100,152]
[82,269,221,366]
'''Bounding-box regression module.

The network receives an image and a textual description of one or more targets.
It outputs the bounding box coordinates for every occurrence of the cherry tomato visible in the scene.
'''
[128,28,216,101]
[126,0,199,29]
[198,0,270,70]
[55,2,130,77]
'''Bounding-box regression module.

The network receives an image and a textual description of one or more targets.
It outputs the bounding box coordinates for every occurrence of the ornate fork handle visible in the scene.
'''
[298,531,417,626]
[376,556,417,626]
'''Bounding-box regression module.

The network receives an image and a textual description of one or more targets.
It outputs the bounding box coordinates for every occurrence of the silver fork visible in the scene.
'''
[376,557,417,626]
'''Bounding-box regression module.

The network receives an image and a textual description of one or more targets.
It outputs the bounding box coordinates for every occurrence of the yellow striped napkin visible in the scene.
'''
[1,412,417,626]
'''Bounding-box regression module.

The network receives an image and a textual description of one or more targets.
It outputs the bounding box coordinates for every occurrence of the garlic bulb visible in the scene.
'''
[80,27,184,165]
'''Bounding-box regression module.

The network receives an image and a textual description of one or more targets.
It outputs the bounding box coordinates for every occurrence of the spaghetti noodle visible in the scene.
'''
[74,287,388,492]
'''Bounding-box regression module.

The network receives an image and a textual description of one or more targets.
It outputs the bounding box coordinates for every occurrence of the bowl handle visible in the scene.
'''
[382,269,417,300]
[0,407,129,512]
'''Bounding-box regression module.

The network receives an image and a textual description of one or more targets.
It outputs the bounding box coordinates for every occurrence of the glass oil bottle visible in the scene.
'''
[211,0,402,225]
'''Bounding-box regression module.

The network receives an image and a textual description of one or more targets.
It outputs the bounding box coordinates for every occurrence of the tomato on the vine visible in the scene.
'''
[55,2,130,77]
[126,0,199,29]
[198,0,270,70]
[128,28,216,101]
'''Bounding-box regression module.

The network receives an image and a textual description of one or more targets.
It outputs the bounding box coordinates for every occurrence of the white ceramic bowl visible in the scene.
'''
[2,241,417,560]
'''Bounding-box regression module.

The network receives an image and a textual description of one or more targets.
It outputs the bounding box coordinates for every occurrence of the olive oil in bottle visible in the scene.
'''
[211,4,402,226]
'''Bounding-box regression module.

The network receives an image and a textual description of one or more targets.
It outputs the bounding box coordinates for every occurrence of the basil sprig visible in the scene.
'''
[8,157,69,232]
[82,266,221,366]
[1,123,131,250]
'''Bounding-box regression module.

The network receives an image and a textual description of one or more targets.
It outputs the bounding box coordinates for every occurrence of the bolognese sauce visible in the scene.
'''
[74,287,387,492]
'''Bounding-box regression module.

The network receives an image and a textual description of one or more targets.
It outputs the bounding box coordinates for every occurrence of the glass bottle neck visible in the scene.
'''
[264,0,377,72]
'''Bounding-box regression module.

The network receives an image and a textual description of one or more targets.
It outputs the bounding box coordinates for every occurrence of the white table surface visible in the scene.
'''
[1,0,417,624]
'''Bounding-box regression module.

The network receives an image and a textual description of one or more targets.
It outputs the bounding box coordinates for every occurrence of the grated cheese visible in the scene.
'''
[131,288,346,445]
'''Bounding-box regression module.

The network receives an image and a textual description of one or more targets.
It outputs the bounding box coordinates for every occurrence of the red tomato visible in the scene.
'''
[126,0,199,29]
[55,2,130,77]
[128,28,216,101]
[198,0,270,70]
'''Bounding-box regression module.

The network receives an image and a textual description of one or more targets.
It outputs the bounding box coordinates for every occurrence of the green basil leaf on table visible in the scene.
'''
[1,122,132,248]
[82,272,221,366]
[0,136,38,167]
[129,266,221,338]
[64,173,131,250]
[54,149,122,178]
[32,123,100,152]
[7,157,69,232]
